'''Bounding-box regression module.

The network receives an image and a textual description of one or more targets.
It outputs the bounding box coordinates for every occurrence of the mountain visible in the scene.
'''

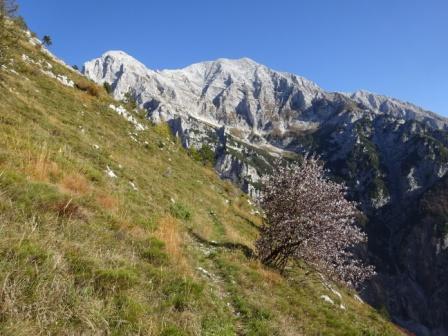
[347,90,447,129]
[84,51,448,131]
[0,20,404,335]
[84,51,448,335]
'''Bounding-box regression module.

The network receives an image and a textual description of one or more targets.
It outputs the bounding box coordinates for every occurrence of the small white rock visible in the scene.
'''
[105,166,117,178]
[331,288,342,299]
[320,295,334,305]
[197,267,212,278]
[354,294,364,304]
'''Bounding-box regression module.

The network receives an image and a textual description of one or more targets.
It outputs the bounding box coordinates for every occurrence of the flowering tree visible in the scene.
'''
[256,156,375,288]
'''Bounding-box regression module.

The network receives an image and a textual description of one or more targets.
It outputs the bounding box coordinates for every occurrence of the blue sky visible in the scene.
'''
[19,0,448,115]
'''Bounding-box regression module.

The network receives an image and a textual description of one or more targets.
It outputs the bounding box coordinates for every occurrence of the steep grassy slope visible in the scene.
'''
[0,22,403,335]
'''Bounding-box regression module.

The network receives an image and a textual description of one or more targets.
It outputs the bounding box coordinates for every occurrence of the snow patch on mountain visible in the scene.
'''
[83,51,331,138]
[348,90,447,129]
[84,51,448,132]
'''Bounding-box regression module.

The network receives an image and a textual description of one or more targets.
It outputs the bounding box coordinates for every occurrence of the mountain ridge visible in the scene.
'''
[84,50,447,130]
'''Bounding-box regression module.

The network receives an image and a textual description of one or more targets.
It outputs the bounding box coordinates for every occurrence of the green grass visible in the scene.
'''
[170,202,192,221]
[0,21,404,335]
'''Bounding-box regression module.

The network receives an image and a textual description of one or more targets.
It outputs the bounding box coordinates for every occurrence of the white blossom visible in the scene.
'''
[256,156,375,288]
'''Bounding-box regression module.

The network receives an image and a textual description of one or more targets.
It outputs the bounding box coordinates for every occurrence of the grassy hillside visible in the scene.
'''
[0,21,403,335]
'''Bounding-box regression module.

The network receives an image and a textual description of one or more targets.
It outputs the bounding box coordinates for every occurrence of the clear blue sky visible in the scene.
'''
[19,0,448,115]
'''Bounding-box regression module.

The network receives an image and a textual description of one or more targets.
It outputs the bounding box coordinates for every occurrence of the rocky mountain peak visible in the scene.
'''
[348,89,448,129]
[84,52,447,133]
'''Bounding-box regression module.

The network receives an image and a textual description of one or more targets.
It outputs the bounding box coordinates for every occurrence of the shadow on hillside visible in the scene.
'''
[188,228,255,258]
[234,213,260,231]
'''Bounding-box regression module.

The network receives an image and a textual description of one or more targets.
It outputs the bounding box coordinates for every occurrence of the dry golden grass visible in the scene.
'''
[95,193,119,211]
[75,79,101,97]
[60,173,90,195]
[127,225,148,240]
[249,260,282,285]
[277,315,304,336]
[225,222,254,248]
[24,145,60,182]
[194,217,214,239]
[154,215,191,275]
[114,219,148,241]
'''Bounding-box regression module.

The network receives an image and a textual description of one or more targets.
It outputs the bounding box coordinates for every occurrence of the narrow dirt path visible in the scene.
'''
[189,230,248,335]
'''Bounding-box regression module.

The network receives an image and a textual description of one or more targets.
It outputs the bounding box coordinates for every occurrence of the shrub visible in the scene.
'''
[83,166,103,182]
[256,155,375,288]
[140,237,168,266]
[42,35,52,47]
[189,144,216,165]
[103,81,112,94]
[75,79,100,97]
[188,147,201,161]
[169,203,192,221]
[136,217,157,230]
[61,173,89,194]
[124,91,137,109]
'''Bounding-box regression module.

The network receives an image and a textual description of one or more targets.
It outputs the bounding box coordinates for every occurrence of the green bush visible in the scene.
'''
[137,217,157,230]
[140,237,168,266]
[189,144,216,165]
[124,91,137,109]
[170,203,192,221]
[103,82,113,94]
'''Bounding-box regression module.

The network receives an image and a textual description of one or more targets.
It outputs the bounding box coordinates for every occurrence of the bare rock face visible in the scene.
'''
[84,51,448,335]
[348,90,448,129]
[84,51,448,133]
[84,52,326,133]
